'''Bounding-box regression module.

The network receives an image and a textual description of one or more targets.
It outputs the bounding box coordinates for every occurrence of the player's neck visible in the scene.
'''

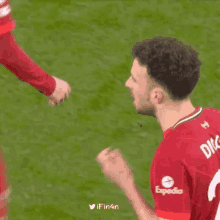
[156,99,196,133]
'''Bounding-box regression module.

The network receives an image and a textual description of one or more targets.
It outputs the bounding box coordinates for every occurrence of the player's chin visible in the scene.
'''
[136,106,155,117]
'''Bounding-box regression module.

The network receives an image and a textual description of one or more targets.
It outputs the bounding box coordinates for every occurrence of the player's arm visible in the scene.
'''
[125,183,171,220]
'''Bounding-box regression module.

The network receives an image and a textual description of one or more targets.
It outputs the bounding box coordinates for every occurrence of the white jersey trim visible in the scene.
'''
[173,107,203,130]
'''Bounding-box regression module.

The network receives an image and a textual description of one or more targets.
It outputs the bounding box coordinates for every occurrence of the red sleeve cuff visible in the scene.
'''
[44,74,56,96]
[156,210,191,220]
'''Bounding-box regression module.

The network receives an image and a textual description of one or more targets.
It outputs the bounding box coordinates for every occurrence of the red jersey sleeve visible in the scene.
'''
[0,0,16,35]
[0,1,55,96]
[150,142,191,220]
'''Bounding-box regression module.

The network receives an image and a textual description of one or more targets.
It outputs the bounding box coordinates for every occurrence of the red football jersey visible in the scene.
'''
[0,0,16,35]
[150,106,220,220]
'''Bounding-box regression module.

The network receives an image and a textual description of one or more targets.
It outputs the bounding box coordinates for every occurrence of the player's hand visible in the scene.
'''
[48,76,71,106]
[96,147,135,193]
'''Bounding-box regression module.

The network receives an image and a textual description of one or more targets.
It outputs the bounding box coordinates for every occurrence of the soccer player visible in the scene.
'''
[0,1,71,219]
[97,36,220,220]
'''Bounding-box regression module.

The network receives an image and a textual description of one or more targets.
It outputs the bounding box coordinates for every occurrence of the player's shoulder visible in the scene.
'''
[159,106,220,149]
[203,106,220,114]
[168,106,220,135]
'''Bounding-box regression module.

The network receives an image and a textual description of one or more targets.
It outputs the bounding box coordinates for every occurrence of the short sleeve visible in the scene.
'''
[150,154,191,220]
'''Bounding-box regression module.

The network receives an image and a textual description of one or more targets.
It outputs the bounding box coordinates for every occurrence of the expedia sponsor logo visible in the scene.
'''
[161,176,174,188]
[155,186,183,196]
[155,176,183,196]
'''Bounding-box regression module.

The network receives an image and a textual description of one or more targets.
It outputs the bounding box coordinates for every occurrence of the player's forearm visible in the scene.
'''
[124,182,158,220]
[17,73,55,97]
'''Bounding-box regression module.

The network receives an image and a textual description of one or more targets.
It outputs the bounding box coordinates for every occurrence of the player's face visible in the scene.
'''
[125,58,156,117]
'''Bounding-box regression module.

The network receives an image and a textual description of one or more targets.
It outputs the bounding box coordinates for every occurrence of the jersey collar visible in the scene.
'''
[163,106,203,138]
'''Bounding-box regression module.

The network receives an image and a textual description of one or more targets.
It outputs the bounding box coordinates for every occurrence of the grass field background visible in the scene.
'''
[1,0,220,219]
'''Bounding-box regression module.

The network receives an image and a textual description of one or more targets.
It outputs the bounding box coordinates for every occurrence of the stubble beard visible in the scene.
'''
[136,98,156,117]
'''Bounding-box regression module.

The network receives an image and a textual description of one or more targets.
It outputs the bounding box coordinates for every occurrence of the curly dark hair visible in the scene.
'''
[131,36,202,101]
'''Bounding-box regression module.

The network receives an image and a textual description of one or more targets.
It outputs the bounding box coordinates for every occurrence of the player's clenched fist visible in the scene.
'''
[96,147,135,193]
[48,76,71,106]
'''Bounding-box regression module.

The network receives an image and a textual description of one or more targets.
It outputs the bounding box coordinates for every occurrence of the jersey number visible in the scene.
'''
[208,169,220,220]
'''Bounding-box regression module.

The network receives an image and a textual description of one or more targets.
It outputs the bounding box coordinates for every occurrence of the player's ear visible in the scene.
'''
[150,88,164,104]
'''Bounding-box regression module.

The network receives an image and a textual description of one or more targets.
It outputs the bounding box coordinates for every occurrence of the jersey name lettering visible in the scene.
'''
[200,135,220,159]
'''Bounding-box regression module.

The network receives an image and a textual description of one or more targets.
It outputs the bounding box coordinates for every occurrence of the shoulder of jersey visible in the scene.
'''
[165,107,220,140]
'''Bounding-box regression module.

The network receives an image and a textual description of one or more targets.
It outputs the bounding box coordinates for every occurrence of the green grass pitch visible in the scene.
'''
[1,0,220,219]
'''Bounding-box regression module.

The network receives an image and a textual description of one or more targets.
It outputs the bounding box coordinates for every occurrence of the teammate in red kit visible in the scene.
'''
[96,37,220,220]
[0,0,71,106]
[0,1,71,219]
